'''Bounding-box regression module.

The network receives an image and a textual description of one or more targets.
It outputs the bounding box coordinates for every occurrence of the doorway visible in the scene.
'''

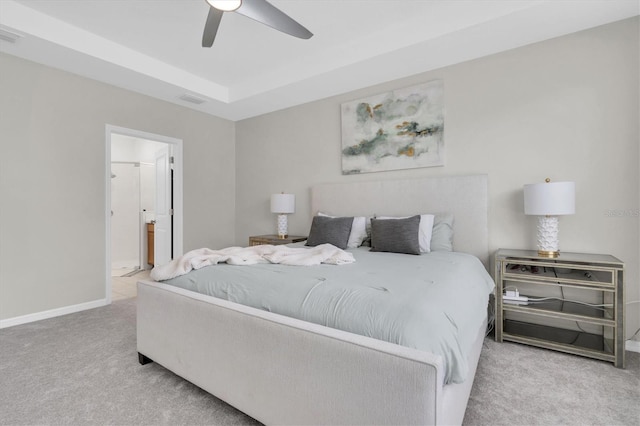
[105,125,183,302]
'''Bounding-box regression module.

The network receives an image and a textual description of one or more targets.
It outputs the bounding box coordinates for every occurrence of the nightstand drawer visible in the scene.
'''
[502,260,615,288]
[249,235,307,246]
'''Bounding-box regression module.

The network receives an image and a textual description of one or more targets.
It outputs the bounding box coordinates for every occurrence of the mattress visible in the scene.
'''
[159,245,495,384]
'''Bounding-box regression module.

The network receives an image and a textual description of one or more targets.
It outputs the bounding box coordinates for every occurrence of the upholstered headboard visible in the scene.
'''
[310,174,489,267]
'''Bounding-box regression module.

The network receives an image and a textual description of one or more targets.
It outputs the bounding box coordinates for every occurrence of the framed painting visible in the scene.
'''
[341,80,444,174]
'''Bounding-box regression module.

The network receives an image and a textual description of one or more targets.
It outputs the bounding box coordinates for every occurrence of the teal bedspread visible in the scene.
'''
[160,246,495,384]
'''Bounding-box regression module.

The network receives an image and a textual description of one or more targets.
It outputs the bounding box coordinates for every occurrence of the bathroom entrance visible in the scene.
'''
[105,125,183,301]
[110,138,163,276]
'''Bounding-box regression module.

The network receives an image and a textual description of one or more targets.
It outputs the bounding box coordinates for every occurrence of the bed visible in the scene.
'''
[137,174,491,425]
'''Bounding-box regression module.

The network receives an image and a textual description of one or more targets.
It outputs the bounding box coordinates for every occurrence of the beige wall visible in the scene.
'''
[1,18,638,341]
[0,53,236,320]
[235,18,639,339]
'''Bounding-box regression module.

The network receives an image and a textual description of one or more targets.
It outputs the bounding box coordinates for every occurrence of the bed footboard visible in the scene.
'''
[137,280,446,425]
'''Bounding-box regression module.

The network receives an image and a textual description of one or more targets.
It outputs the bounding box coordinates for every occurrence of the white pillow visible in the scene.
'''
[317,212,368,248]
[375,214,435,253]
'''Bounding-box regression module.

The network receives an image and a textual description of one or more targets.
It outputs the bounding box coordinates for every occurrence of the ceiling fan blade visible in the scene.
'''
[235,0,313,39]
[202,6,224,47]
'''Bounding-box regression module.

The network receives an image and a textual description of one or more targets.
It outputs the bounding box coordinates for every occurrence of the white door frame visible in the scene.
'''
[105,124,183,303]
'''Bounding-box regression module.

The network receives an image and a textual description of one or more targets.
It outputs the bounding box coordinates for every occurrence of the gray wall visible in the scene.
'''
[0,53,236,320]
[235,18,639,339]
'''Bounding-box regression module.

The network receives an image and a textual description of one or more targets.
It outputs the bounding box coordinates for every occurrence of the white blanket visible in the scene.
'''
[150,243,355,281]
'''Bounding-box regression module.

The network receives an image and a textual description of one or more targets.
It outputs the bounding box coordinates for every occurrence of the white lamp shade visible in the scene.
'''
[270,193,295,214]
[206,0,242,11]
[524,181,575,216]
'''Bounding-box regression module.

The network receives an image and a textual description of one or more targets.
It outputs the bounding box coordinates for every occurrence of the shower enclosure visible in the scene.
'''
[110,161,155,275]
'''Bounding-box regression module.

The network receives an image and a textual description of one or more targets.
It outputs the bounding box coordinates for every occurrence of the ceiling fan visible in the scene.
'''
[202,0,313,47]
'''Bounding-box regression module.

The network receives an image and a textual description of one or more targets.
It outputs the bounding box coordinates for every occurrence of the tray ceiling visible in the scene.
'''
[1,0,637,120]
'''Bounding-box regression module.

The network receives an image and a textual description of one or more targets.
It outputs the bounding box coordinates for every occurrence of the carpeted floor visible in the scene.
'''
[464,334,639,425]
[0,298,638,425]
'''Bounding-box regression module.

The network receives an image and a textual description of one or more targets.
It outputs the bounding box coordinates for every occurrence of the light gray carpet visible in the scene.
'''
[0,298,638,425]
[0,299,259,425]
[464,336,639,425]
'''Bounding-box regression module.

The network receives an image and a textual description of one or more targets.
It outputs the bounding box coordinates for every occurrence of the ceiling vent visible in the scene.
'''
[0,27,24,44]
[179,93,207,105]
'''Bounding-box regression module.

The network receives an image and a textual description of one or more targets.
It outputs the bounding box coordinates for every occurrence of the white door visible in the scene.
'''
[154,145,172,266]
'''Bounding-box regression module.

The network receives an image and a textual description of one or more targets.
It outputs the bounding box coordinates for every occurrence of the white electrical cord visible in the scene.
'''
[525,296,613,308]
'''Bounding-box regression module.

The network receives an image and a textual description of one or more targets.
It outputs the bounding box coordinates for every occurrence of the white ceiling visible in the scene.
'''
[1,0,638,121]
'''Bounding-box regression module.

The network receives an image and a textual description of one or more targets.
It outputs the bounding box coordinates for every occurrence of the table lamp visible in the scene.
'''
[523,178,575,257]
[270,193,295,238]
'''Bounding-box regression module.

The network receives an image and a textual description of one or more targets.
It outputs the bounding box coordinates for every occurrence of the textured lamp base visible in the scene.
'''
[276,214,288,239]
[537,215,560,257]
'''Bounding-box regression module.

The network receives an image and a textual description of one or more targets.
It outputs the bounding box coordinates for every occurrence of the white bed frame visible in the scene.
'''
[137,174,489,425]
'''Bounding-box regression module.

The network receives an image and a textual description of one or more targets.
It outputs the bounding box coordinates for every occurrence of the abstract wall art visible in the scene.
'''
[341,80,444,174]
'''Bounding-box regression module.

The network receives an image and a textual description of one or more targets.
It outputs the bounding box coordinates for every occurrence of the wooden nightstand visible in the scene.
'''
[494,248,624,367]
[249,234,307,246]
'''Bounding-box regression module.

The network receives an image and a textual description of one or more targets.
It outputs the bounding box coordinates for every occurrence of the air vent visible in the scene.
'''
[0,27,24,44]
[179,93,206,105]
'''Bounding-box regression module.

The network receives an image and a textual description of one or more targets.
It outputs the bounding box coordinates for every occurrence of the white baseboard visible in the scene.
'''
[626,340,640,353]
[0,299,109,329]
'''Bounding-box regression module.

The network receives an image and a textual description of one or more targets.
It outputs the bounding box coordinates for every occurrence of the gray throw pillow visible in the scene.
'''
[305,216,353,250]
[370,215,421,255]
